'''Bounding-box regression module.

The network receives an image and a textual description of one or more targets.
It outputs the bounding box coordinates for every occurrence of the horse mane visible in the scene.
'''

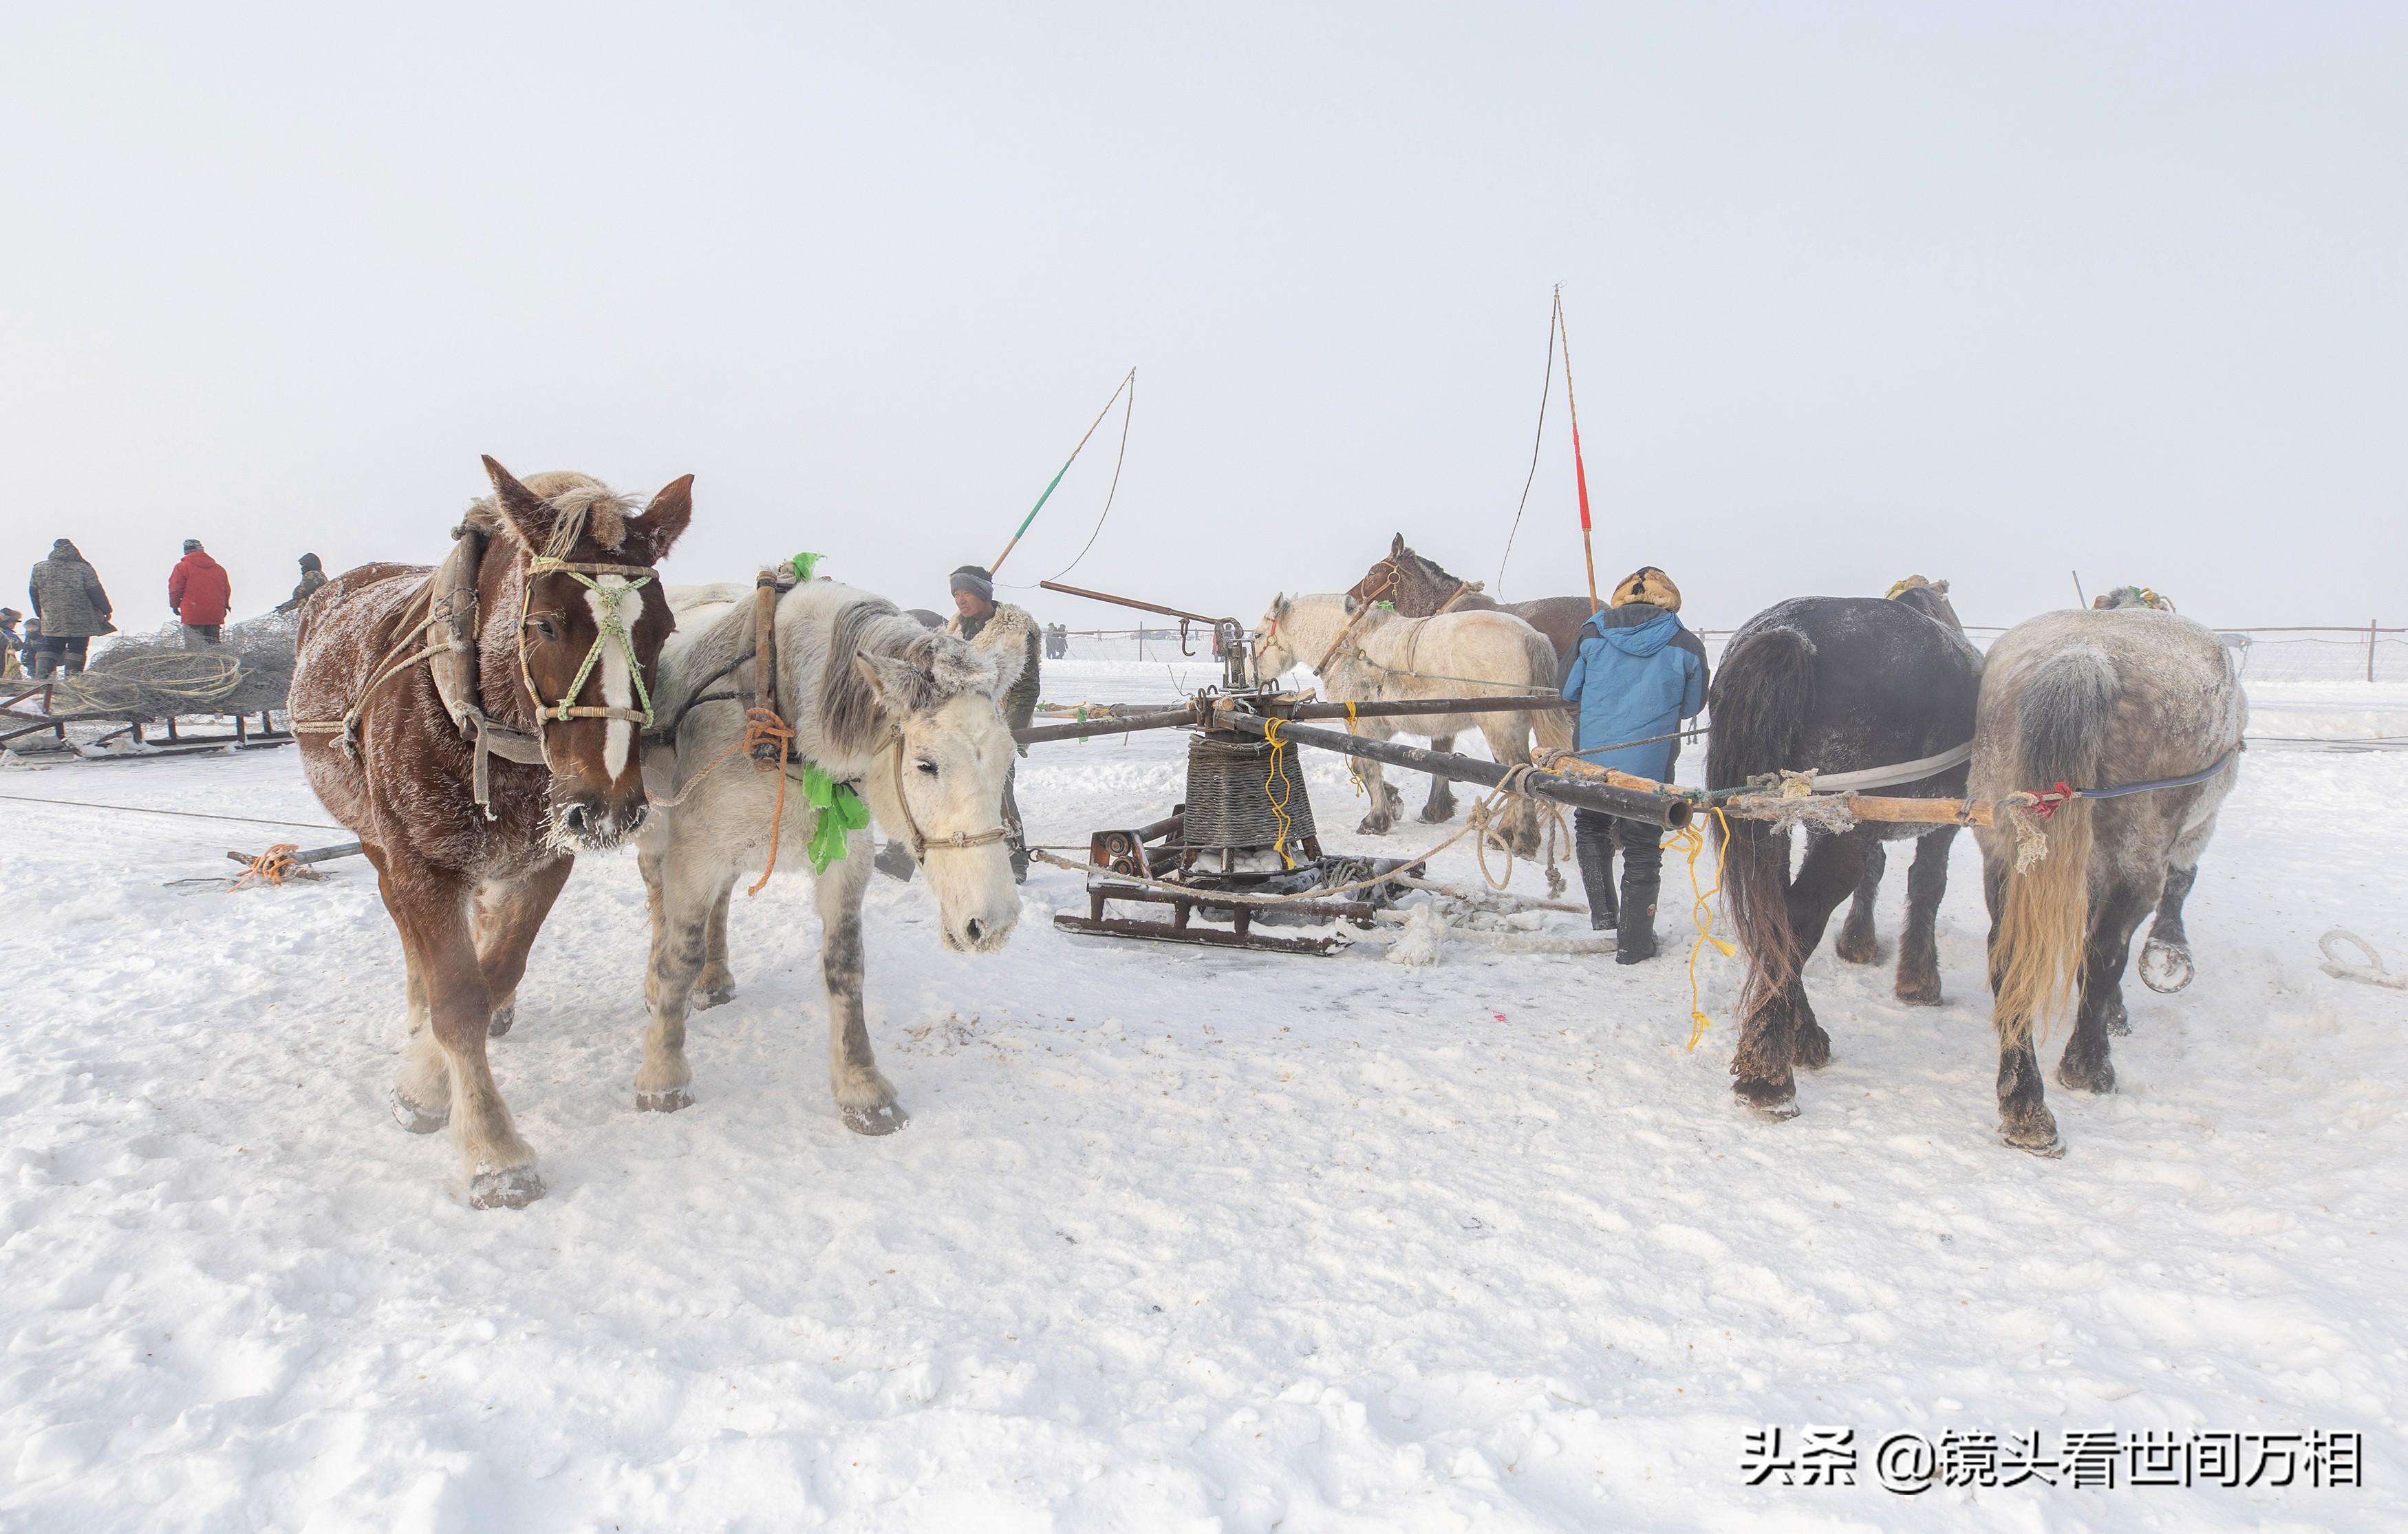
[822,597,934,756]
[462,471,638,554]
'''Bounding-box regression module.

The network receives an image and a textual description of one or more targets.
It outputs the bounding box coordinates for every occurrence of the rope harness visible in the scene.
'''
[290,520,662,818]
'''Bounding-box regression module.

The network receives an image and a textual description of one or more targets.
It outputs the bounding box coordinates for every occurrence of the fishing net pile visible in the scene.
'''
[52,613,300,719]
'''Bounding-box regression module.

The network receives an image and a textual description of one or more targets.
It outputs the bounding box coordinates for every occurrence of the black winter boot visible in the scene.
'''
[873,840,917,883]
[1573,812,1618,931]
[1615,875,1662,964]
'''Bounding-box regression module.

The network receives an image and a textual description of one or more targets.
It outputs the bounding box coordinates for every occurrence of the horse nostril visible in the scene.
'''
[562,804,589,833]
[965,918,985,944]
[625,803,648,832]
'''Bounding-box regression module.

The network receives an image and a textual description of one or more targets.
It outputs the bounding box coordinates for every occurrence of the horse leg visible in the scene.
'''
[2059,878,2154,1095]
[2134,861,2200,1004]
[817,842,905,1135]
[638,839,668,1015]
[365,845,449,1135]
[1985,858,2061,1156]
[471,856,572,1039]
[1891,827,1957,1006]
[1355,759,1396,836]
[696,881,738,1008]
[636,845,721,1112]
[1834,841,1886,964]
[1781,830,1867,1072]
[390,869,541,1207]
[1419,735,1458,823]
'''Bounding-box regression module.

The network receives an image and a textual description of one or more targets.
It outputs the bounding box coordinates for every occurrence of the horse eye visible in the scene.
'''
[528,616,561,642]
[915,759,939,777]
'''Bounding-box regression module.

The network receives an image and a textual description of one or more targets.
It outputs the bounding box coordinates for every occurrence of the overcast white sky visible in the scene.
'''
[4,3,2400,636]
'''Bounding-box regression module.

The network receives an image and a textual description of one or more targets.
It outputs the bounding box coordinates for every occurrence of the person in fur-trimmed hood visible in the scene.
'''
[877,564,1042,885]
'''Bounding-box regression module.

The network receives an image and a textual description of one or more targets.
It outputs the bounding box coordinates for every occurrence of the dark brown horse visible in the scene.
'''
[1344,535,1591,665]
[291,459,693,1208]
[1833,578,1966,969]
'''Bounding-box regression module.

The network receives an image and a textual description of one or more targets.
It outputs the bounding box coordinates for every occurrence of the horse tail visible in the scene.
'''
[1703,625,1818,1021]
[1990,646,2118,1044]
[1522,625,1574,753]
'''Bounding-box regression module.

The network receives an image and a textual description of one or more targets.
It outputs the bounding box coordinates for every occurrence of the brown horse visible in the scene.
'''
[1344,535,1592,665]
[291,459,694,1208]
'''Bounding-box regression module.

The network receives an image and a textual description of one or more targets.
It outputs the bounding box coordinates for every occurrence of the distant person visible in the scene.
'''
[167,539,233,647]
[26,538,113,678]
[0,608,23,681]
[1045,622,1068,661]
[275,552,327,614]
[1559,565,1708,962]
[874,565,1041,884]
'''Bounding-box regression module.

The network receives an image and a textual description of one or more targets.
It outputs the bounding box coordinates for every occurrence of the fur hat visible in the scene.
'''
[1610,566,1680,611]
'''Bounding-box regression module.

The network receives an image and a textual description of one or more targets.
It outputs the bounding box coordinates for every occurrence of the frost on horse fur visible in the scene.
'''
[289,458,694,1209]
[635,581,1022,1134]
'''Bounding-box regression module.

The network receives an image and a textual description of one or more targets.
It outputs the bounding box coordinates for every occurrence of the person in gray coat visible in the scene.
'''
[27,539,114,678]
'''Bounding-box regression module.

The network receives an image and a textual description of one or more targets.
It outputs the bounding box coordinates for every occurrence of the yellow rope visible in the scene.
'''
[1261,719,1298,869]
[1666,806,1737,1049]
[1340,701,1370,799]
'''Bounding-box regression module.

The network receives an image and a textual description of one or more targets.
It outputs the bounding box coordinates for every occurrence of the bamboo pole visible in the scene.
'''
[1555,287,1600,613]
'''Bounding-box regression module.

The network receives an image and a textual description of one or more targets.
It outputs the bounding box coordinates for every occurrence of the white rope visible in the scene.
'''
[1774,740,1973,794]
[2321,929,2408,991]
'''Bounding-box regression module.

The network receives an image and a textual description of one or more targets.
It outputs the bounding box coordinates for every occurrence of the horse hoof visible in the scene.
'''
[2138,940,2193,995]
[842,1101,910,1136]
[1417,805,1455,825]
[1734,1079,1798,1119]
[486,1000,515,1038]
[389,1088,449,1135]
[2001,1110,2064,1157]
[468,1166,546,1209]
[694,985,735,1011]
[1893,977,1942,1008]
[636,1088,694,1113]
[1355,817,1391,837]
[1792,1026,1833,1071]
[1835,931,1882,966]
[2057,1057,2116,1095]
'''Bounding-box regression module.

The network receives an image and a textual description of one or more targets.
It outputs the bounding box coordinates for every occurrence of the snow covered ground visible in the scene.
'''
[3,665,2404,1532]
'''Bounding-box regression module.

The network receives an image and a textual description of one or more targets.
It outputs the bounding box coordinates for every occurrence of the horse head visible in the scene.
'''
[1254,592,1301,679]
[480,457,693,852]
[851,634,1020,954]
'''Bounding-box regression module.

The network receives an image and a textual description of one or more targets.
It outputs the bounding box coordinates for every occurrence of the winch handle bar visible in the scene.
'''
[1220,710,1691,830]
[1009,692,1575,749]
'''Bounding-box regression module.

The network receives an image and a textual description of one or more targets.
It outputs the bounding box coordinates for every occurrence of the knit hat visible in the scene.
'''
[183,539,203,553]
[949,565,995,602]
[1610,566,1680,611]
[299,552,322,571]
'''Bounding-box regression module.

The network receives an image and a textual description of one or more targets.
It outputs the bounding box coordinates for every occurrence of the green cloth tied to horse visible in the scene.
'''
[799,760,870,873]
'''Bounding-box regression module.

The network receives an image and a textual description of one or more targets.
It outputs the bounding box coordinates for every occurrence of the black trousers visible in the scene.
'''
[1574,809,1663,875]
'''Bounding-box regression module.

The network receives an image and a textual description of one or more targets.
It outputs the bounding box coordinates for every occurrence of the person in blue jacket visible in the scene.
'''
[1559,565,1709,961]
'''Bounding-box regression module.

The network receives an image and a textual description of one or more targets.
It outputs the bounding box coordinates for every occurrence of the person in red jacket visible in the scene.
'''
[167,539,233,647]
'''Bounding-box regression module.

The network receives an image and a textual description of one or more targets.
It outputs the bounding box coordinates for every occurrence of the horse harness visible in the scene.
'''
[292,524,658,817]
[643,572,1011,869]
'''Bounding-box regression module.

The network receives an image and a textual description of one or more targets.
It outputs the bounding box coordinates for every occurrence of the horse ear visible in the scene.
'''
[1390,533,1406,556]
[481,456,556,550]
[1343,594,1359,615]
[852,650,927,713]
[628,474,695,563]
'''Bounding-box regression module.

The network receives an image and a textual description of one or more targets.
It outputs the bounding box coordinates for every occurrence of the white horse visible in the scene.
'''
[1254,592,1571,855]
[635,581,1021,1134]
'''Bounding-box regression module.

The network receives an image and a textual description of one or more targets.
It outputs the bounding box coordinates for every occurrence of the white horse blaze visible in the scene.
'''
[587,578,636,780]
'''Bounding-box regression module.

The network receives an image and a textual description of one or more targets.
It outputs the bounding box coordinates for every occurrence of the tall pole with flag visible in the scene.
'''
[1554,286,1601,614]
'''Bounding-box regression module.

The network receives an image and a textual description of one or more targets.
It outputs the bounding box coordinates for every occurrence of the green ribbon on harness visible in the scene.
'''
[799,761,870,874]
[788,552,824,584]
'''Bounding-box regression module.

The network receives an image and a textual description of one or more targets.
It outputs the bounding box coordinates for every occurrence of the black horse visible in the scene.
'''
[1706,596,1984,1118]
[1834,578,1966,968]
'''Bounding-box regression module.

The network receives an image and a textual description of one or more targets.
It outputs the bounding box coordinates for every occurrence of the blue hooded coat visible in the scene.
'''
[1559,603,1708,784]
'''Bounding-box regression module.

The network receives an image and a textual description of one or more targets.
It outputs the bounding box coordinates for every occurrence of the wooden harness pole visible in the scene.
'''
[1556,287,1601,614]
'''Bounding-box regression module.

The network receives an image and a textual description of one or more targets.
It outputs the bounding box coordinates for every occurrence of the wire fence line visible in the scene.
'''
[1049,623,2407,684]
